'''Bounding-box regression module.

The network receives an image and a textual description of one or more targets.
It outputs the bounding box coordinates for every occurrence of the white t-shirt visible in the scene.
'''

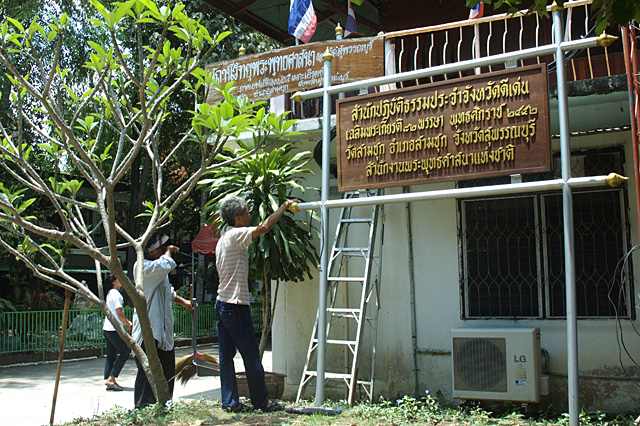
[103,288,125,331]
[216,226,254,305]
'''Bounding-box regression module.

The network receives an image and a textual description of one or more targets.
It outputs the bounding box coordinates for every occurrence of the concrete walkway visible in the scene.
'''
[0,344,272,426]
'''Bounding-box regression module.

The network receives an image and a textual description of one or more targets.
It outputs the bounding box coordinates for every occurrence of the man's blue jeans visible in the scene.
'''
[215,299,269,410]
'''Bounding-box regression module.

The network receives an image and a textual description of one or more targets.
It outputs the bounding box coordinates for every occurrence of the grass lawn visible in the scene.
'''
[62,396,639,425]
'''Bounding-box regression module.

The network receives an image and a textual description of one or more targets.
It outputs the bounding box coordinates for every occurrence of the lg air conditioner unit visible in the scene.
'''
[452,328,544,403]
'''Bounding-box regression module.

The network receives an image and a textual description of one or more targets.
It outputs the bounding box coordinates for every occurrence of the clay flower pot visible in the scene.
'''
[236,371,286,399]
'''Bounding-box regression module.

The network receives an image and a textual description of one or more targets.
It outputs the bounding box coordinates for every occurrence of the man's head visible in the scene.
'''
[144,232,169,259]
[220,196,249,227]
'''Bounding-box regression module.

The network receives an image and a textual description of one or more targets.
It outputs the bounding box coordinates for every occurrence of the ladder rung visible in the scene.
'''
[330,313,361,320]
[312,338,357,346]
[325,372,352,380]
[327,307,362,313]
[334,247,369,252]
[304,371,352,380]
[333,250,369,257]
[341,218,374,224]
[328,276,365,282]
[327,338,357,345]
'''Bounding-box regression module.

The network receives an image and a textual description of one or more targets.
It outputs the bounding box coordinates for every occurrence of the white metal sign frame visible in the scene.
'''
[291,5,619,425]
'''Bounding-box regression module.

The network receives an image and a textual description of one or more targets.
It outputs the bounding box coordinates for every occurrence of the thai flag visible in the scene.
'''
[468,2,484,19]
[344,0,357,37]
[289,0,317,43]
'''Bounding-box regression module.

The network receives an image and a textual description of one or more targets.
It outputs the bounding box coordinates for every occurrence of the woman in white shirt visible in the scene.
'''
[102,273,132,391]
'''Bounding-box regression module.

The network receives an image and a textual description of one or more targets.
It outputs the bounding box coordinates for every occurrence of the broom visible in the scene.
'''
[175,351,219,385]
[174,283,220,386]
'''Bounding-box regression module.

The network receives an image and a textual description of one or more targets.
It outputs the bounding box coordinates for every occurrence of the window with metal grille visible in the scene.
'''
[459,147,632,319]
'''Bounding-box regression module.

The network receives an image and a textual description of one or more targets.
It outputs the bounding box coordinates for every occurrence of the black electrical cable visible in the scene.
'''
[546,24,596,74]
[608,245,640,389]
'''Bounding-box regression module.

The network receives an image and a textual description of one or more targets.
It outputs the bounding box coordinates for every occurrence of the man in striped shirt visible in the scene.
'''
[215,195,296,413]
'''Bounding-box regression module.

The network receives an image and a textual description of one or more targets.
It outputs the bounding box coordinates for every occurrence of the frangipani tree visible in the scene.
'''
[201,142,320,358]
[0,0,299,404]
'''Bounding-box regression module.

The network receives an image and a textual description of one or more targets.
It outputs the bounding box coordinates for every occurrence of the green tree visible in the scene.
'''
[0,0,298,405]
[114,0,280,286]
[201,142,320,358]
[0,1,110,308]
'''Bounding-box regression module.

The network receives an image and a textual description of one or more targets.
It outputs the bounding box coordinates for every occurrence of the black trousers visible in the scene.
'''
[134,341,175,408]
[103,330,130,380]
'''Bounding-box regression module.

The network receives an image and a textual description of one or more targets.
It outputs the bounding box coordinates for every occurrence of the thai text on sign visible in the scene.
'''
[205,37,384,103]
[336,64,550,192]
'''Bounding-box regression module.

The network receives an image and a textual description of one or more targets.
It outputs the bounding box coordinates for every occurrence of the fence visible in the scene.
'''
[0,303,264,361]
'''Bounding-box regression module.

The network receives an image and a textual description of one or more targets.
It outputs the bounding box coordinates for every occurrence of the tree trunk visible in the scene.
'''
[258,270,280,360]
[0,80,12,129]
[258,267,269,359]
[196,187,207,305]
[119,281,172,405]
[135,303,172,404]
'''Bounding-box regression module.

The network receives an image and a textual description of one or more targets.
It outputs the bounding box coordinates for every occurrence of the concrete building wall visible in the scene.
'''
[271,111,640,414]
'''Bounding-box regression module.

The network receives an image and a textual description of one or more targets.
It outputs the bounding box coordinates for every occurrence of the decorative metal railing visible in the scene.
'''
[384,0,621,86]
[0,303,263,360]
[287,0,622,119]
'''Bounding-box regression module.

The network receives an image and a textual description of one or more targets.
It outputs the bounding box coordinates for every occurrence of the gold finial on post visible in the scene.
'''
[288,202,300,213]
[291,92,303,102]
[596,33,618,48]
[335,23,344,37]
[322,47,333,62]
[605,172,629,187]
[238,45,246,56]
[550,1,563,12]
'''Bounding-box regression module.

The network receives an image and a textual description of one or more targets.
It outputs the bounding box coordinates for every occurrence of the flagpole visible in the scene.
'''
[473,24,481,74]
[315,47,333,406]
[336,24,345,100]
[552,3,579,425]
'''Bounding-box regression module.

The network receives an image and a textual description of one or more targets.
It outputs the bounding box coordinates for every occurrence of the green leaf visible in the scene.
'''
[90,0,109,22]
[7,17,25,33]
[220,102,234,119]
[114,0,136,22]
[41,243,63,257]
[138,0,159,15]
[17,198,36,213]
[267,194,278,212]
[216,31,232,43]
[17,237,36,256]
[594,16,609,35]
[47,28,58,42]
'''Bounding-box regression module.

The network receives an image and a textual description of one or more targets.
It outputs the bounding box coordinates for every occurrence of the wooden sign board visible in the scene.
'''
[336,64,551,192]
[205,37,384,103]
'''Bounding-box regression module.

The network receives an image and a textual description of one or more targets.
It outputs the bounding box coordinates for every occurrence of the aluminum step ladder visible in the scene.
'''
[296,190,383,405]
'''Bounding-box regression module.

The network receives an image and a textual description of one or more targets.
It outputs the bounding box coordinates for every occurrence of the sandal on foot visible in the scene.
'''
[262,399,284,412]
[226,403,248,413]
[106,383,123,391]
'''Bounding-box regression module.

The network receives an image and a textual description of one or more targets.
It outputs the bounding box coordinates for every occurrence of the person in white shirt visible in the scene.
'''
[215,195,296,413]
[102,272,132,391]
[132,233,193,408]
